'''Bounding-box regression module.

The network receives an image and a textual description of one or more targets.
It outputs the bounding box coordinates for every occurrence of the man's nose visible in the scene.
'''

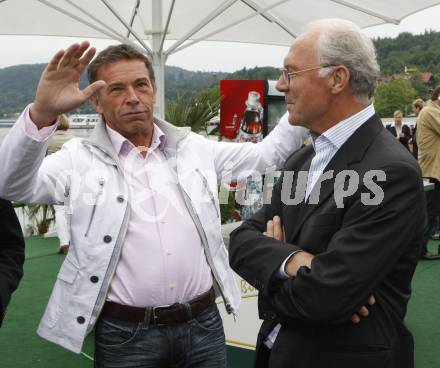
[276,75,288,93]
[126,86,140,104]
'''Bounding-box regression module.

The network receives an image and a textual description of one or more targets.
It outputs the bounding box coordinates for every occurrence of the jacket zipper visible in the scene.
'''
[64,180,72,243]
[195,168,220,218]
[84,177,105,237]
[178,169,232,314]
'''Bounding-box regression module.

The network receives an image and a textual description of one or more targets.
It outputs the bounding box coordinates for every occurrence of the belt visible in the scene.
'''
[100,288,216,326]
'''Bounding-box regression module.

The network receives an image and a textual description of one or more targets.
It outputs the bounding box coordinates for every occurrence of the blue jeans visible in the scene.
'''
[94,303,226,368]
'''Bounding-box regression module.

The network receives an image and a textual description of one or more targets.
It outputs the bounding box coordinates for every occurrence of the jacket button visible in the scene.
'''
[103,235,112,243]
[77,316,85,324]
[116,195,124,203]
[90,276,99,283]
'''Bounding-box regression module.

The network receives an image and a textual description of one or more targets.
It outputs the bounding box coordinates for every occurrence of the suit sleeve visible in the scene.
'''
[231,160,425,325]
[211,113,308,182]
[229,171,303,295]
[400,125,411,146]
[0,199,25,325]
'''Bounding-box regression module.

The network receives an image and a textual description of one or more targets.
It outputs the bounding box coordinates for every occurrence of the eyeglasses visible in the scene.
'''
[280,64,336,84]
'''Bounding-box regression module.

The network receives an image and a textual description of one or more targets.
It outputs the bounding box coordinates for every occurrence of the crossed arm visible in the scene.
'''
[264,215,374,324]
[229,161,424,326]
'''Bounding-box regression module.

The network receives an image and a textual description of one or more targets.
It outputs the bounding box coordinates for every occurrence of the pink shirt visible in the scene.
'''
[24,109,213,307]
[105,124,212,307]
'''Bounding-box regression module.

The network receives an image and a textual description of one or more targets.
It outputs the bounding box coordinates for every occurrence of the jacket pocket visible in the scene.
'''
[57,256,80,284]
[44,257,79,328]
[317,347,392,368]
[307,213,340,227]
[84,177,105,237]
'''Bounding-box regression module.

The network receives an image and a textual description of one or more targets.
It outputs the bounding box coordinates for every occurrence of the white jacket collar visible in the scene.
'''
[83,116,191,160]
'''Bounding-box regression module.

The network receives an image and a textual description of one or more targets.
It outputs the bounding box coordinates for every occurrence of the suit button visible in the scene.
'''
[103,235,112,243]
[77,316,85,324]
[116,195,124,203]
[90,276,99,283]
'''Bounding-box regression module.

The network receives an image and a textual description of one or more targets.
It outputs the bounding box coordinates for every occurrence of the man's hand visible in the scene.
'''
[264,216,314,277]
[351,295,375,324]
[30,41,106,128]
[263,215,285,241]
[284,251,314,277]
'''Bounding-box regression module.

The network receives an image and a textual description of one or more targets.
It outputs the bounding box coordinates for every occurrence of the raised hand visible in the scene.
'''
[30,41,106,128]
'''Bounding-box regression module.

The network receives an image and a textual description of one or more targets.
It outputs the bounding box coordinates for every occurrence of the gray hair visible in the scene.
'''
[306,19,380,104]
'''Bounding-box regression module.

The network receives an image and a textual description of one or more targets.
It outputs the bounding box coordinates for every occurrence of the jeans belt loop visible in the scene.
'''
[142,306,152,329]
[183,302,192,322]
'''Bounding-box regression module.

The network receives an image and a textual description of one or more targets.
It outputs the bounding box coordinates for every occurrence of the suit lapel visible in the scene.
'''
[282,146,314,241]
[287,114,384,243]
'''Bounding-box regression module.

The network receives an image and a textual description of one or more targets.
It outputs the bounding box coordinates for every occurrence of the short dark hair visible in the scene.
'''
[431,86,440,101]
[87,44,155,88]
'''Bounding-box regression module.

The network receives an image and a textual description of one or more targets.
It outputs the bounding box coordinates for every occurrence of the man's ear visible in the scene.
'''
[90,94,104,114]
[329,66,350,95]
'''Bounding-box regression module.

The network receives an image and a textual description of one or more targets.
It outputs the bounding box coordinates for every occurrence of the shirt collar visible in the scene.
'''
[312,104,375,151]
[106,123,166,157]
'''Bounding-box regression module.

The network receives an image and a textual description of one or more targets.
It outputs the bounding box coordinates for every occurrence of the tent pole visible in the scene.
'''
[152,0,165,119]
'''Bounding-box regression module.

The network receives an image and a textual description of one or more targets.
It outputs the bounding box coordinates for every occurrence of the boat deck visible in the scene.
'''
[0,235,439,367]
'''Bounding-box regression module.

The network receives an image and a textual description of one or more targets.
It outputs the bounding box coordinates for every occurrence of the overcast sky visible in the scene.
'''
[1,4,440,72]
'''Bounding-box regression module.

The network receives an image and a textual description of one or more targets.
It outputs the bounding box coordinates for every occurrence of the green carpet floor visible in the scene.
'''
[0,236,439,367]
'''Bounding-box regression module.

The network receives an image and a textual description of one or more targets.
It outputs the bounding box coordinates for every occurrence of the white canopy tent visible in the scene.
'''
[1,0,440,117]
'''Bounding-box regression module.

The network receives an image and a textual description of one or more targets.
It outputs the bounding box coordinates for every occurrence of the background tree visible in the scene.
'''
[374,78,417,117]
[410,74,430,100]
[165,86,220,132]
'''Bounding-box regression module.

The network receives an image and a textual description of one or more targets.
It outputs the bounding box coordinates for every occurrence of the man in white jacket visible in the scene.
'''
[0,41,307,367]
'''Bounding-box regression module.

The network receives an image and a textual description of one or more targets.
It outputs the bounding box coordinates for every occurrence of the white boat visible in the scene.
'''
[68,114,100,128]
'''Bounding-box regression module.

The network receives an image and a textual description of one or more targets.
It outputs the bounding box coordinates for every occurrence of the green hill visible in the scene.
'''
[1,30,440,117]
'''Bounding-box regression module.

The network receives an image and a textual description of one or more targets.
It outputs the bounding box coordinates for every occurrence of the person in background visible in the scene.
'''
[0,199,25,327]
[417,86,440,260]
[386,109,411,150]
[410,98,425,160]
[47,114,73,255]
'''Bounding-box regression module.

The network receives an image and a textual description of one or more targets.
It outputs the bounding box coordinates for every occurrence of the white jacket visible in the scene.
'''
[0,110,308,353]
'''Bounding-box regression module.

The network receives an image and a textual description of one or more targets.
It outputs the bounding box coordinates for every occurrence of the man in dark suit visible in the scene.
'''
[385,110,411,150]
[0,199,25,326]
[229,19,425,368]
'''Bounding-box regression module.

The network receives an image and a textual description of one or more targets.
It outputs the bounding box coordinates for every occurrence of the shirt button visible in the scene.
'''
[116,195,125,203]
[170,284,175,290]
[166,251,171,256]
[90,276,99,283]
[103,235,112,243]
[77,316,85,324]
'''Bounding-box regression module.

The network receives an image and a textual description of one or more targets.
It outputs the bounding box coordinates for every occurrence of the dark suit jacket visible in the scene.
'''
[230,115,426,368]
[385,124,411,149]
[0,199,25,326]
